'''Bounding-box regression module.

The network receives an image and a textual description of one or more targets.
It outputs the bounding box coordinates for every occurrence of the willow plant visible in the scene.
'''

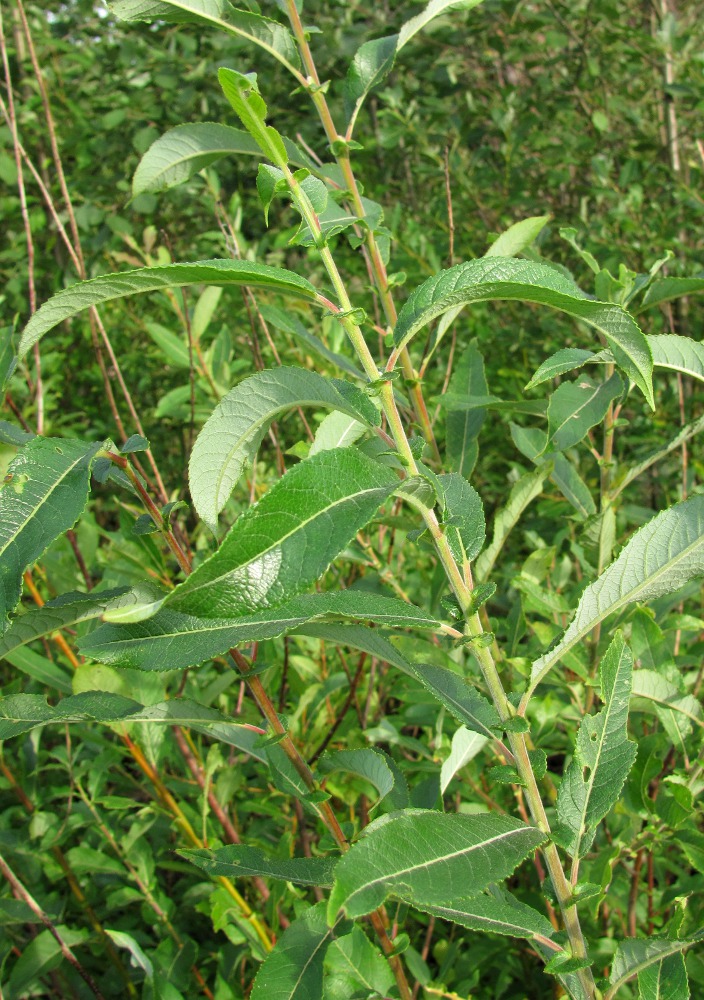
[2,2,704,999]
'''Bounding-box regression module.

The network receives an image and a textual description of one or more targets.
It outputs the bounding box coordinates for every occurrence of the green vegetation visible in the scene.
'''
[1,1,704,997]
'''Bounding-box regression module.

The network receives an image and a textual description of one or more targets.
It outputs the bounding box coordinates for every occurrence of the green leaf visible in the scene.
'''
[172,449,395,618]
[0,325,16,390]
[639,275,704,311]
[638,953,689,1000]
[189,368,379,531]
[439,473,485,563]
[80,591,439,671]
[445,340,488,478]
[528,494,704,698]
[309,412,367,456]
[7,926,89,997]
[631,669,702,738]
[525,348,597,390]
[19,260,316,359]
[648,334,704,385]
[133,123,308,194]
[406,662,501,739]
[260,306,364,380]
[318,748,409,809]
[0,588,129,656]
[510,423,595,518]
[327,811,546,921]
[111,1,301,71]
[412,885,555,941]
[325,926,394,999]
[556,632,637,858]
[218,68,288,167]
[179,846,338,887]
[343,1,484,130]
[485,215,551,258]
[547,374,622,452]
[607,934,704,998]
[250,902,343,1000]
[393,258,654,408]
[0,692,266,756]
[440,726,488,793]
[2,646,72,694]
[474,465,549,580]
[0,438,101,634]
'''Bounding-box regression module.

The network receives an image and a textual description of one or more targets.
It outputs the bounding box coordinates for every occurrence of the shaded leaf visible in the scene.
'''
[180,846,337,887]
[648,334,704,386]
[526,348,597,390]
[250,902,344,1000]
[639,275,704,311]
[445,340,488,478]
[0,588,128,655]
[414,885,556,941]
[324,926,394,999]
[556,633,637,858]
[510,423,595,518]
[440,726,488,793]
[638,953,689,1000]
[319,748,409,809]
[439,472,485,563]
[547,374,622,452]
[474,465,549,580]
[608,934,703,997]
[407,662,501,739]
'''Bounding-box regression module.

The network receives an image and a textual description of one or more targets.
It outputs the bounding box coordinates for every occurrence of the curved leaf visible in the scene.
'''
[639,275,704,311]
[607,934,704,999]
[318,748,409,809]
[546,373,622,452]
[1,438,101,634]
[80,591,439,671]
[327,811,546,921]
[189,368,379,531]
[393,257,654,408]
[648,334,704,385]
[474,464,549,581]
[180,846,337,887]
[110,1,301,70]
[133,123,307,194]
[527,493,704,699]
[440,727,488,793]
[18,260,316,359]
[439,473,485,562]
[485,214,551,258]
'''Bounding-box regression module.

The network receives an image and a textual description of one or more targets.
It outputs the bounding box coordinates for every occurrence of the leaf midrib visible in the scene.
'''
[346,825,533,906]
[171,481,391,609]
[0,448,90,560]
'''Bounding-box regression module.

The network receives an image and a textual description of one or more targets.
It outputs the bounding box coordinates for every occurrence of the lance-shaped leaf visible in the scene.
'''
[406,662,501,739]
[180,846,338,887]
[526,348,600,390]
[325,926,394,999]
[1,438,102,634]
[510,423,595,518]
[485,214,551,258]
[189,368,379,531]
[439,473,485,563]
[171,450,395,619]
[639,275,704,311]
[133,123,307,195]
[260,305,364,380]
[327,811,546,922]
[80,591,439,671]
[343,0,485,131]
[18,260,316,359]
[318,748,409,810]
[445,340,488,478]
[413,885,556,941]
[474,464,549,580]
[110,1,301,70]
[440,727,488,793]
[527,493,704,699]
[250,902,345,1000]
[0,588,129,655]
[393,257,654,408]
[606,933,704,999]
[546,373,622,452]
[556,632,637,858]
[0,692,265,757]
[648,334,704,386]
